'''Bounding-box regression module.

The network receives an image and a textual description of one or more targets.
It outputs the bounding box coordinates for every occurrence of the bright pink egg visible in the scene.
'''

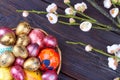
[42,70,58,80]
[10,65,25,80]
[29,29,45,49]
[14,57,25,66]
[27,43,40,57]
[43,35,58,48]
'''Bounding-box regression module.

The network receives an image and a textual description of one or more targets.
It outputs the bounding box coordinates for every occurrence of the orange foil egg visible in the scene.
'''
[38,48,60,70]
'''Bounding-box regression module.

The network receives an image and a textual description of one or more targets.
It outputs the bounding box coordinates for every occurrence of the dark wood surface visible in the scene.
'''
[0,0,120,80]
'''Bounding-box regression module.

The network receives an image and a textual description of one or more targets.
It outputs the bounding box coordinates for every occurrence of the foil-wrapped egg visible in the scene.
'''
[16,22,31,35]
[13,45,28,58]
[0,33,16,46]
[16,34,30,46]
[0,27,16,46]
[29,29,45,49]
[38,48,60,70]
[27,43,40,57]
[0,51,15,67]
[23,57,40,71]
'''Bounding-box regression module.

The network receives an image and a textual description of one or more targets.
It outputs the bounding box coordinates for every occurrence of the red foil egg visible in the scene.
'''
[29,29,45,49]
[38,48,60,70]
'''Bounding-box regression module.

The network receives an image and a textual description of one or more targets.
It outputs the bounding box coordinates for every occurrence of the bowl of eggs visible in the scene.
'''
[0,21,61,80]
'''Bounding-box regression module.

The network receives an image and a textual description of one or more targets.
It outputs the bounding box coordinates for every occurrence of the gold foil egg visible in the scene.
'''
[0,51,15,67]
[16,34,30,46]
[0,33,16,46]
[23,57,40,71]
[13,45,28,58]
[16,22,31,35]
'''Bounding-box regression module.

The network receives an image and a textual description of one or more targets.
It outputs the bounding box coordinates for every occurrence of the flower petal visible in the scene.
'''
[74,2,87,12]
[108,57,118,70]
[65,8,76,15]
[46,13,58,24]
[79,21,92,32]
[107,44,120,54]
[46,3,57,13]
[109,8,119,18]
[103,0,112,9]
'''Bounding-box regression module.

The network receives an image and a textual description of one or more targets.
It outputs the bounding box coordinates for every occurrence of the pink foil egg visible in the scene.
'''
[29,29,45,49]
[27,43,40,57]
[10,65,25,80]
[14,57,25,66]
[42,70,58,80]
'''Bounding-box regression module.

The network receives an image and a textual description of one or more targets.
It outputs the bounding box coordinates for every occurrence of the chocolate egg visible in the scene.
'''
[23,57,40,71]
[0,33,16,46]
[13,45,28,58]
[16,34,30,46]
[0,51,15,67]
[16,22,31,35]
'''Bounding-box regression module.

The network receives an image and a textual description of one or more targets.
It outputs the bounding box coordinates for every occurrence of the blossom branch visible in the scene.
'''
[58,21,79,26]
[65,3,96,22]
[16,10,47,14]
[66,40,120,70]
[86,0,120,28]
[16,1,120,32]
[66,41,112,57]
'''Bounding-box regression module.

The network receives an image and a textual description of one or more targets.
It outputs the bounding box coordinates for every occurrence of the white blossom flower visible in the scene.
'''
[65,8,76,15]
[103,0,112,9]
[22,10,29,17]
[115,50,120,58]
[85,45,93,52]
[108,57,118,70]
[64,0,70,4]
[69,18,76,23]
[109,8,119,18]
[46,13,58,24]
[46,3,57,13]
[107,44,120,54]
[79,21,92,32]
[74,2,87,12]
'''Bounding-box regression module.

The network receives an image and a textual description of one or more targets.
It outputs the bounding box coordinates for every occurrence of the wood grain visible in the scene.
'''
[0,0,120,80]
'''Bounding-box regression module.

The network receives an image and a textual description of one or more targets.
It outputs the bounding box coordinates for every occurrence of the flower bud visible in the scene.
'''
[85,45,93,52]
[22,11,29,17]
[65,8,76,15]
[64,0,70,4]
[69,18,75,23]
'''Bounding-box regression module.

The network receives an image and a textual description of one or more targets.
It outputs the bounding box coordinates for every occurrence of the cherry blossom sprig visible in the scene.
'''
[66,41,120,70]
[86,0,120,28]
[16,1,120,32]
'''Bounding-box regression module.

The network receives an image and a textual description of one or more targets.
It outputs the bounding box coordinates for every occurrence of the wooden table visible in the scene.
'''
[0,0,120,80]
